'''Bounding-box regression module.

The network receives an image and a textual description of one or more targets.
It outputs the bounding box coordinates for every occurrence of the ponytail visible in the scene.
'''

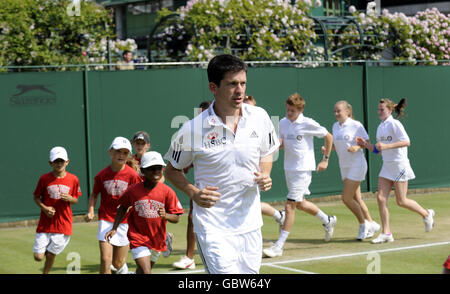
[380,98,407,119]
[394,98,407,118]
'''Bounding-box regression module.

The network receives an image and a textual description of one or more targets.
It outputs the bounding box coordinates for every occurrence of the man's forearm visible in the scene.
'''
[165,162,199,200]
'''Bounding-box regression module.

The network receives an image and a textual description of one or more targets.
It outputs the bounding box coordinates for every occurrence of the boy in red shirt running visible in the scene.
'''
[33,146,81,274]
[106,151,184,274]
[84,137,142,274]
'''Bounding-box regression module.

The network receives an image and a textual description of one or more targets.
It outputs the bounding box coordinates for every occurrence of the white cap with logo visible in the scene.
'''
[110,136,132,152]
[49,146,68,162]
[141,151,166,168]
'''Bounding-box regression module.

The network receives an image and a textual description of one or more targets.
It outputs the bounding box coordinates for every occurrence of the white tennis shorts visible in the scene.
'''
[130,246,161,262]
[97,220,129,246]
[379,160,415,182]
[195,228,262,274]
[340,161,367,182]
[33,233,70,255]
[285,170,312,202]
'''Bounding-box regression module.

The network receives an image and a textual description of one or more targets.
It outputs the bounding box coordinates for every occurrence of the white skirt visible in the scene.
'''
[379,160,415,182]
[340,161,367,182]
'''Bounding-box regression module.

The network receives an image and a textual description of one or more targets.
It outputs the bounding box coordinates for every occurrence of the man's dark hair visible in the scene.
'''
[207,54,248,86]
[122,50,131,56]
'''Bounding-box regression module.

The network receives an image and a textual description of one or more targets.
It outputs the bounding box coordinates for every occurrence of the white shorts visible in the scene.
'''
[379,160,415,182]
[130,246,161,262]
[33,233,70,255]
[340,161,367,182]
[195,229,262,274]
[285,170,312,202]
[97,220,129,246]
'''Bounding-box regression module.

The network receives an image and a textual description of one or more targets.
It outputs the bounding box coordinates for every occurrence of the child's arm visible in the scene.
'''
[60,193,78,205]
[84,192,99,222]
[316,132,333,172]
[158,207,180,223]
[34,196,55,218]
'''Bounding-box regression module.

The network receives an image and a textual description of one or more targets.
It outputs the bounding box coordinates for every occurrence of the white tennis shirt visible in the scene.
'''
[376,115,410,162]
[165,102,279,235]
[332,117,369,168]
[279,114,328,171]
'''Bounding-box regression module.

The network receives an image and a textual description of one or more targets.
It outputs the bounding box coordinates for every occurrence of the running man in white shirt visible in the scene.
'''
[331,100,380,241]
[165,54,279,274]
[263,93,336,258]
[356,98,434,244]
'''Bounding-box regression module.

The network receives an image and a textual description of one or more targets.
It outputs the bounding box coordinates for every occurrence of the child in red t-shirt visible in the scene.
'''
[84,137,142,274]
[33,146,81,274]
[106,151,184,274]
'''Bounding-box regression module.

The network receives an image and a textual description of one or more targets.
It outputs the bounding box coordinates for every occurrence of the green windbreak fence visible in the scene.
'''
[1,65,449,222]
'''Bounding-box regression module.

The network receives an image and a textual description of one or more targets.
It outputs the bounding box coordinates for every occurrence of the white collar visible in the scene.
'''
[206,101,250,127]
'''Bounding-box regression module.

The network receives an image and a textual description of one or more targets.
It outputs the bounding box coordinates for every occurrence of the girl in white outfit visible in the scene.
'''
[331,101,380,241]
[356,98,434,244]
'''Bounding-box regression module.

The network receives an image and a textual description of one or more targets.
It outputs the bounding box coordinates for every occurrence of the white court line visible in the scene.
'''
[265,264,317,274]
[265,241,450,266]
[162,241,450,274]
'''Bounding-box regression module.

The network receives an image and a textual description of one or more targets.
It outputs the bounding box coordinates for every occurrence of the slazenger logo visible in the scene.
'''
[378,136,393,142]
[47,184,70,200]
[135,199,164,219]
[203,131,227,149]
[10,84,57,106]
[103,180,128,197]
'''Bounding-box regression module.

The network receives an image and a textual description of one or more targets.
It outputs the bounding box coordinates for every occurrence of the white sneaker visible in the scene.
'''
[263,244,283,258]
[371,233,394,244]
[163,232,173,258]
[357,223,367,241]
[172,256,196,270]
[366,221,381,239]
[424,209,435,232]
[323,216,337,241]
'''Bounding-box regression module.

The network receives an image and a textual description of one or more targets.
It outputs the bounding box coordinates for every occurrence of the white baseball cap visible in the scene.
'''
[49,146,68,162]
[141,151,166,168]
[110,136,132,152]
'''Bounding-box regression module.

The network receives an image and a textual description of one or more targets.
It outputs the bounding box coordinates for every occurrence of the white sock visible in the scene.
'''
[116,263,128,274]
[274,230,290,249]
[273,210,282,222]
[315,209,329,225]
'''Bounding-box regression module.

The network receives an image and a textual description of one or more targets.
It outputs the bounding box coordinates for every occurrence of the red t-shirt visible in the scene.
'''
[93,165,142,223]
[444,255,450,270]
[34,172,82,236]
[118,182,184,251]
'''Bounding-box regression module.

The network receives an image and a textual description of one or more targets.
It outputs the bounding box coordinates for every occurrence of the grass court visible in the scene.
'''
[0,192,449,274]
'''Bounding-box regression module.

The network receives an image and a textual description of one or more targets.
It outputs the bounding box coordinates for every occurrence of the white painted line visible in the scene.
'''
[265,264,317,274]
[160,241,450,274]
[263,241,450,266]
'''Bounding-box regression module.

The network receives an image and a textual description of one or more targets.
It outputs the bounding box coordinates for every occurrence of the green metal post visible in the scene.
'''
[83,65,93,196]
[362,62,372,192]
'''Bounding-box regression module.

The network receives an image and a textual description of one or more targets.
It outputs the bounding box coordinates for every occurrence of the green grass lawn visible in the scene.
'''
[0,192,449,274]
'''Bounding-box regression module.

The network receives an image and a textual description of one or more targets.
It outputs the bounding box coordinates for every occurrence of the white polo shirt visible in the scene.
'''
[376,115,410,162]
[279,114,328,171]
[165,102,279,235]
[332,117,369,168]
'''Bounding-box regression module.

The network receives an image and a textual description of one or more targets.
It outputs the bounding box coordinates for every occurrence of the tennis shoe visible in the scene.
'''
[263,243,283,258]
[323,216,337,241]
[172,256,196,270]
[371,233,394,244]
[423,209,435,232]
